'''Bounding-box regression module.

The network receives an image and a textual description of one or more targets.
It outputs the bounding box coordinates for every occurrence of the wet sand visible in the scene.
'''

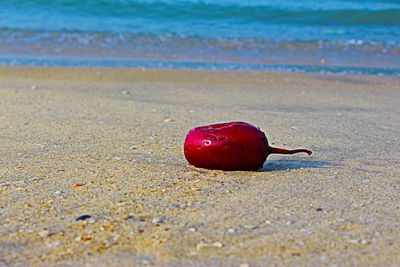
[0,67,399,266]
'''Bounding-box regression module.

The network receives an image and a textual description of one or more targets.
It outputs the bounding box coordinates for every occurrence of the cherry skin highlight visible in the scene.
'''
[184,121,312,171]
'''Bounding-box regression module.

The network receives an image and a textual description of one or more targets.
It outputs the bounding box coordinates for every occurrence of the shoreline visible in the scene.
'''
[0,66,399,266]
[1,65,400,83]
[1,54,400,76]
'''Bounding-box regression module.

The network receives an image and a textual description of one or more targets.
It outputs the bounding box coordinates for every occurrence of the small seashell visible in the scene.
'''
[38,230,51,237]
[152,218,164,224]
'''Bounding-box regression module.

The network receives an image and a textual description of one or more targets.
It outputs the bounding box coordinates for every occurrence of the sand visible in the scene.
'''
[0,66,399,266]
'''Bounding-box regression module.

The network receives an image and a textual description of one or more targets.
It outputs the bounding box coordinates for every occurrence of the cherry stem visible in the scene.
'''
[269,146,312,156]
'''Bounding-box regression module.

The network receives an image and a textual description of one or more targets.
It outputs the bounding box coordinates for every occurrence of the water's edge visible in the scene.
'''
[1,54,399,76]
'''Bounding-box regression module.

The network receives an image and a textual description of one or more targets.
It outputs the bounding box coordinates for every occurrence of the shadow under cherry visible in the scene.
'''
[261,160,330,172]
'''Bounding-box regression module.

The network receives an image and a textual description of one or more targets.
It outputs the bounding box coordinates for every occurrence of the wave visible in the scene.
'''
[3,0,400,26]
[1,27,399,52]
[1,28,399,70]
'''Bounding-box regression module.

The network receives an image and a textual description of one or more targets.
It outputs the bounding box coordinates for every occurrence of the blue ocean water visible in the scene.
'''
[0,0,399,75]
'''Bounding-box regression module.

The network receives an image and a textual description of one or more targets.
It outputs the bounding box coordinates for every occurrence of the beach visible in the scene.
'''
[0,66,399,266]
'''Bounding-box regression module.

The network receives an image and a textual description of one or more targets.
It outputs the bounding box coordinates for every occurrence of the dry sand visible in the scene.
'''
[0,67,399,266]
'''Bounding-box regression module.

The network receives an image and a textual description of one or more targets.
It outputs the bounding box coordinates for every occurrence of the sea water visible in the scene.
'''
[0,0,399,75]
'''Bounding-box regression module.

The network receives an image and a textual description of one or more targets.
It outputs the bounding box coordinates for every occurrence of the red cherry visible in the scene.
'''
[184,122,312,171]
